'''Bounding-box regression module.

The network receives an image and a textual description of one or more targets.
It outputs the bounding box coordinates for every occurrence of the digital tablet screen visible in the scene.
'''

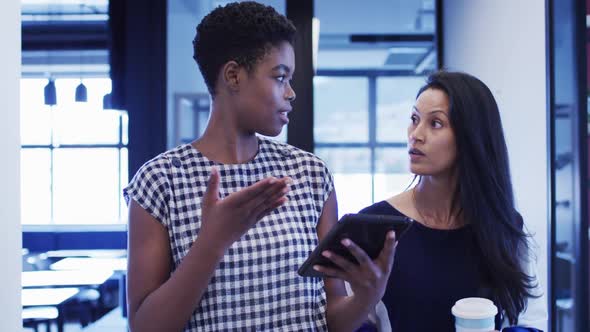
[298,213,414,278]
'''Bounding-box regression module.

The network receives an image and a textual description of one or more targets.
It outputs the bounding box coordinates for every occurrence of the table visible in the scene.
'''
[22,270,114,288]
[50,257,127,272]
[45,249,127,259]
[22,287,80,332]
[49,257,128,318]
[22,287,80,306]
[82,307,127,331]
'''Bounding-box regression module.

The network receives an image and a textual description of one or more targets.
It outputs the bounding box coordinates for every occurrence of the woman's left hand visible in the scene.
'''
[314,231,397,307]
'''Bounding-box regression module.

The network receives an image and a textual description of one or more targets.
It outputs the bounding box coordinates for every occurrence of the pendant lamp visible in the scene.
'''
[75,3,88,103]
[103,93,113,110]
[44,78,57,106]
[75,81,88,102]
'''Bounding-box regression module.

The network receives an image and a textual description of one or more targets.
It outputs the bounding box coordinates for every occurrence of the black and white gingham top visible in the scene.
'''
[124,137,334,331]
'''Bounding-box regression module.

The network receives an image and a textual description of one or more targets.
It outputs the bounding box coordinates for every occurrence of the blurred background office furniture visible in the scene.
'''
[22,288,80,332]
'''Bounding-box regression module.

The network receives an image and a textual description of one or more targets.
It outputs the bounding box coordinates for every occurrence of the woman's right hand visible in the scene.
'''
[199,167,291,251]
[317,231,397,309]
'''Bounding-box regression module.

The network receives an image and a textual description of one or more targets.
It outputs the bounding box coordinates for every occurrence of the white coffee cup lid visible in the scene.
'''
[452,297,498,319]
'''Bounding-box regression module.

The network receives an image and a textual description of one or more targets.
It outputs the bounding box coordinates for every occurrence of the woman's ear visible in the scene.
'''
[221,61,241,91]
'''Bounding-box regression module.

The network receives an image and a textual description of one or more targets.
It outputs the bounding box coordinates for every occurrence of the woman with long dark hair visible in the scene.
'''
[320,71,546,331]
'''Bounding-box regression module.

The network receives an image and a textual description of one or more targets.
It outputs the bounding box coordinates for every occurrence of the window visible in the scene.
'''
[312,0,437,217]
[20,78,128,225]
[314,75,423,217]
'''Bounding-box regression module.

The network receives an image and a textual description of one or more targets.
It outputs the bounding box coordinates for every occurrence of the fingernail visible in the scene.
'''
[269,178,276,184]
[388,231,396,239]
[313,265,321,271]
[341,239,351,246]
[322,251,331,258]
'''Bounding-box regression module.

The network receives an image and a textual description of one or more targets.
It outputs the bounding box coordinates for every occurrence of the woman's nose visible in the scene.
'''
[285,85,296,102]
[409,125,425,143]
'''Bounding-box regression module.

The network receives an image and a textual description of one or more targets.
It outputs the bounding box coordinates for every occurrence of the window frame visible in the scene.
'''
[314,69,429,204]
[21,76,129,231]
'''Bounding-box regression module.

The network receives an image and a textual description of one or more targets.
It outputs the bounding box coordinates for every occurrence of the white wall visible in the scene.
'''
[443,0,548,329]
[0,0,21,330]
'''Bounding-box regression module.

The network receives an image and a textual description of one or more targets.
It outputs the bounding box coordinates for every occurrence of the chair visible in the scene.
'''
[22,306,58,332]
[63,288,101,327]
[22,252,52,271]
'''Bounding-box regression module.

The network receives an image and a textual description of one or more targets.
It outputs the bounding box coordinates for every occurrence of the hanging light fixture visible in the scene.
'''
[75,4,88,103]
[103,92,113,110]
[75,81,88,102]
[44,78,57,106]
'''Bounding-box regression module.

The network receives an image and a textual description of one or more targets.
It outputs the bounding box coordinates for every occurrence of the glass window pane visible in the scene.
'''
[174,95,213,145]
[315,1,436,70]
[314,77,368,143]
[120,148,129,223]
[20,77,128,226]
[315,147,372,217]
[20,79,52,145]
[121,111,129,145]
[53,109,121,145]
[178,98,197,144]
[53,148,120,224]
[377,76,427,142]
[21,149,51,225]
[52,78,118,145]
[374,147,414,201]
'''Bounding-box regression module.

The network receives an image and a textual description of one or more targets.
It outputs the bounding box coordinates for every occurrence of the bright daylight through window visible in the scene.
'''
[20,78,128,225]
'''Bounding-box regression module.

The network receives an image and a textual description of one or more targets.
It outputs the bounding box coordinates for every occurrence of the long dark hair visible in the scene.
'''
[417,71,537,324]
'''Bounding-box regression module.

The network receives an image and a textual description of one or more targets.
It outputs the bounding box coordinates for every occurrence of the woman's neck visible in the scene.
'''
[412,174,463,229]
[192,102,259,164]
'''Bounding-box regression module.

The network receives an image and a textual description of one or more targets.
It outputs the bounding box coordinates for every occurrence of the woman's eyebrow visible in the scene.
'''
[413,106,448,117]
[429,110,448,117]
[272,64,291,73]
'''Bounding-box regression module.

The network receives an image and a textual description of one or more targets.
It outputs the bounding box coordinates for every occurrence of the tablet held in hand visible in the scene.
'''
[298,213,413,278]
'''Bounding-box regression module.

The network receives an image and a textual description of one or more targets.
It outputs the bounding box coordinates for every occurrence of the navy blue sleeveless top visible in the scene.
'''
[360,201,500,332]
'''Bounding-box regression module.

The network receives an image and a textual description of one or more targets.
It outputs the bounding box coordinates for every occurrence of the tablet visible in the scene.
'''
[298,213,414,278]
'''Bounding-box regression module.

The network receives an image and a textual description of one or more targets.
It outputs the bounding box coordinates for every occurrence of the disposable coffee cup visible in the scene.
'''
[452,297,498,332]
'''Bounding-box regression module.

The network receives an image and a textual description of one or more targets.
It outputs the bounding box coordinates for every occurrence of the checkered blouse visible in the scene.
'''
[124,137,334,331]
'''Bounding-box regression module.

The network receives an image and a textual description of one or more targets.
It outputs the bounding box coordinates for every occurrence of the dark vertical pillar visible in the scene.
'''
[545,0,556,329]
[435,0,443,69]
[286,0,314,153]
[109,0,167,177]
[548,0,589,330]
[573,0,589,329]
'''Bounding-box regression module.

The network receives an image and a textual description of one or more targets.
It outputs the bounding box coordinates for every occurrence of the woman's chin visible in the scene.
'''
[409,165,431,176]
[257,126,284,138]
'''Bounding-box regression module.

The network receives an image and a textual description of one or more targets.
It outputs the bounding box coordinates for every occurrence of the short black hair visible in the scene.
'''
[193,1,296,96]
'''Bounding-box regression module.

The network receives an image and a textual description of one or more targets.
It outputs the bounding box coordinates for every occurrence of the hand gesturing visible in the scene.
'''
[199,167,291,251]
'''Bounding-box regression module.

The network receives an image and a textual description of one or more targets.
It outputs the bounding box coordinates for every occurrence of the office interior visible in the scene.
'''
[0,0,587,331]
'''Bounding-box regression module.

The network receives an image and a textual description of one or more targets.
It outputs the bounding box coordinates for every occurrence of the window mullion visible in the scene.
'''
[369,75,377,203]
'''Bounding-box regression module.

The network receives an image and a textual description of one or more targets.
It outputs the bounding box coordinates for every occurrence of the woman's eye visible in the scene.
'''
[410,115,418,124]
[276,75,286,83]
[432,120,443,128]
